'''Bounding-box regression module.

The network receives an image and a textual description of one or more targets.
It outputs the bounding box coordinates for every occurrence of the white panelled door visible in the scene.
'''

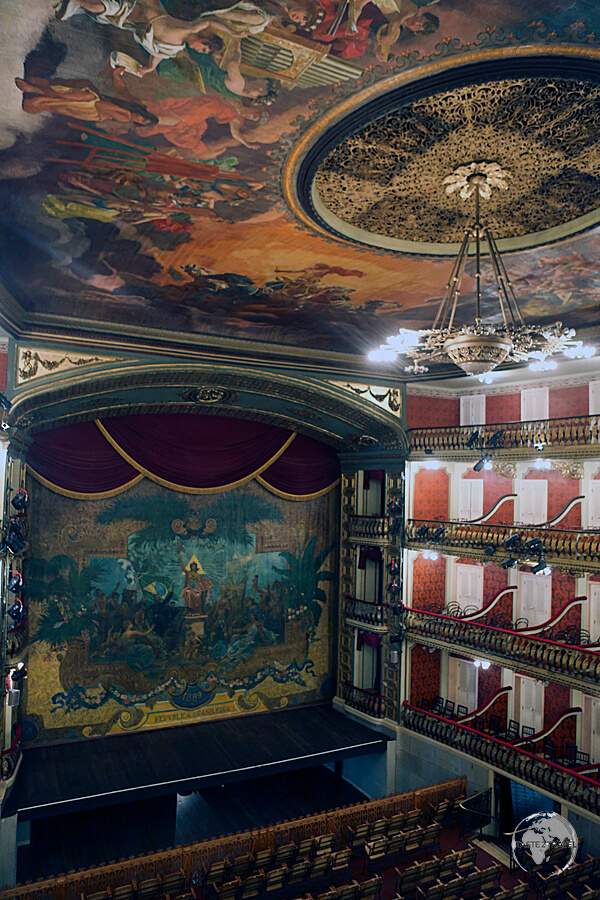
[449,657,478,713]
[589,381,600,416]
[458,478,484,521]
[519,479,548,525]
[589,482,600,529]
[589,582,600,643]
[582,695,600,763]
[460,395,486,426]
[455,563,483,612]
[517,676,544,733]
[521,387,549,422]
[518,572,551,627]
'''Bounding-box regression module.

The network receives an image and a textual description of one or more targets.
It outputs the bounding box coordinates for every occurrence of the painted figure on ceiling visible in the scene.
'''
[15,76,158,127]
[57,0,270,74]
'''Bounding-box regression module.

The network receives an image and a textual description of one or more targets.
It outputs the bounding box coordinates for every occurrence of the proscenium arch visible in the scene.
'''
[7,361,409,454]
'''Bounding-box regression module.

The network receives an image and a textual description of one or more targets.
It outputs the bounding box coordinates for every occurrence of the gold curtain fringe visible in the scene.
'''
[27,467,144,500]
[256,475,340,500]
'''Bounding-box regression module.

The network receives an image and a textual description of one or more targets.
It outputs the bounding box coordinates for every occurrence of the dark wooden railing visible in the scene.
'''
[345,597,389,628]
[403,704,600,815]
[408,415,600,454]
[404,608,600,690]
[344,682,385,718]
[347,515,391,542]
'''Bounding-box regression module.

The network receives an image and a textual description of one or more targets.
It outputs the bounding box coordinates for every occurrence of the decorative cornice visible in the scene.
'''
[16,347,122,385]
[406,372,600,398]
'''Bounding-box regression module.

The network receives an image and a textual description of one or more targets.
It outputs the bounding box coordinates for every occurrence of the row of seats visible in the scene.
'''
[347,809,423,852]
[414,863,501,900]
[364,824,441,870]
[83,870,187,900]
[203,836,337,887]
[394,847,477,895]
[313,876,381,900]
[207,849,353,900]
[536,854,600,899]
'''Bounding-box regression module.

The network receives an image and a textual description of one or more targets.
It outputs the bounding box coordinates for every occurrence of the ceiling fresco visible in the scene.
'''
[2,0,600,367]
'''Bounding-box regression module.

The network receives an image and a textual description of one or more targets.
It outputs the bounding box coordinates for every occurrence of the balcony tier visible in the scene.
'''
[408,415,600,460]
[344,597,390,632]
[406,519,600,574]
[347,515,395,546]
[343,682,385,718]
[404,608,600,696]
[403,705,600,817]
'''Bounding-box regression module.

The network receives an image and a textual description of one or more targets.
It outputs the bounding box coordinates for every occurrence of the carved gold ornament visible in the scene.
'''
[314,77,600,246]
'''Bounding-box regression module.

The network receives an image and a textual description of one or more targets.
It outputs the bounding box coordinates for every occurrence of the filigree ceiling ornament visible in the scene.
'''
[369,167,596,377]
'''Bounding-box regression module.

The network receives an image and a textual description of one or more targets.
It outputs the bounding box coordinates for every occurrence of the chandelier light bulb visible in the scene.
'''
[474,660,481,667]
[368,346,397,362]
[387,329,421,351]
[483,460,493,470]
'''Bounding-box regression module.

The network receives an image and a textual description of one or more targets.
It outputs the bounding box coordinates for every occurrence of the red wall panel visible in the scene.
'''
[406,395,459,429]
[413,468,449,521]
[410,645,441,707]
[464,468,514,525]
[486,392,520,423]
[411,553,446,612]
[523,467,581,528]
[549,385,588,419]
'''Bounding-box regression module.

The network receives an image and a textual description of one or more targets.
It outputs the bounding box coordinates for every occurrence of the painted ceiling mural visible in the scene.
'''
[2,1,600,362]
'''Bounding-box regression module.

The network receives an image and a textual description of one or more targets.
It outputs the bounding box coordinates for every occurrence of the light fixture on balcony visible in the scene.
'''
[431,526,445,542]
[423,550,439,561]
[416,525,429,539]
[504,533,522,551]
[532,557,551,575]
[501,556,518,569]
[368,164,595,377]
[524,537,544,553]
[473,454,492,472]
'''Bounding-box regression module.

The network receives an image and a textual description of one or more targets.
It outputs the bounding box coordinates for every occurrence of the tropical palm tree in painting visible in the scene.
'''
[273,537,336,627]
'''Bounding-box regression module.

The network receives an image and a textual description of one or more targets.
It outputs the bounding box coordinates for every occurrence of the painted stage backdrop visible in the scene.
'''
[3,2,600,356]
[21,476,338,743]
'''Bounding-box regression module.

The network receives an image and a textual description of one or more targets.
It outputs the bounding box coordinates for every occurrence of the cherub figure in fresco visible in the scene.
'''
[15,76,158,128]
[58,0,270,74]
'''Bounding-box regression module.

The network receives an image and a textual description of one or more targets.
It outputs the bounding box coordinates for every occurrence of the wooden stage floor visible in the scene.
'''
[8,704,389,820]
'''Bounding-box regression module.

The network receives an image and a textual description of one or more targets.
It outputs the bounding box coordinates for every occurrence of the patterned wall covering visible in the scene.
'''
[410,645,440,707]
[550,570,578,624]
[463,468,514,526]
[523,467,581,528]
[476,664,501,712]
[406,396,459,429]
[411,553,446,613]
[21,476,337,745]
[549,385,588,418]
[544,682,575,747]
[413,468,449,522]
[486,393,521,424]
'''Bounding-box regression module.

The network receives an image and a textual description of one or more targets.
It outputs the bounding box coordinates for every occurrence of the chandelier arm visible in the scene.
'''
[475,188,481,322]
[486,228,526,327]
[434,226,471,332]
[484,228,511,328]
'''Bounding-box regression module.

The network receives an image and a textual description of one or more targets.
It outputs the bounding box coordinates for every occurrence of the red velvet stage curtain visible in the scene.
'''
[258,434,341,498]
[27,415,340,499]
[27,421,140,496]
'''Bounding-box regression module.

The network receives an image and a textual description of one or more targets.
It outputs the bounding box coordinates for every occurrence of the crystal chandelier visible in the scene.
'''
[369,163,595,378]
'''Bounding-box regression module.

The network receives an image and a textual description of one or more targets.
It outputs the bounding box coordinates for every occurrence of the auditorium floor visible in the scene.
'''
[16,765,368,883]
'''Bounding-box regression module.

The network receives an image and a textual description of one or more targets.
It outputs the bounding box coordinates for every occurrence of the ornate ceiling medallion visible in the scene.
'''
[310,76,600,254]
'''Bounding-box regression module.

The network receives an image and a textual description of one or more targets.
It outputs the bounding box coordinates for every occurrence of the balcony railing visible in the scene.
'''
[408,415,600,455]
[403,704,600,816]
[345,597,389,628]
[344,682,385,718]
[404,608,600,692]
[406,519,600,570]
[7,618,27,660]
[347,515,392,543]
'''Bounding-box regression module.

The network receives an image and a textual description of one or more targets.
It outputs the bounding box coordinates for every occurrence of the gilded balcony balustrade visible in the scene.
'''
[403,705,600,815]
[344,597,389,630]
[405,608,600,695]
[347,515,393,545]
[7,619,27,660]
[343,682,385,718]
[408,414,600,459]
[405,519,600,573]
